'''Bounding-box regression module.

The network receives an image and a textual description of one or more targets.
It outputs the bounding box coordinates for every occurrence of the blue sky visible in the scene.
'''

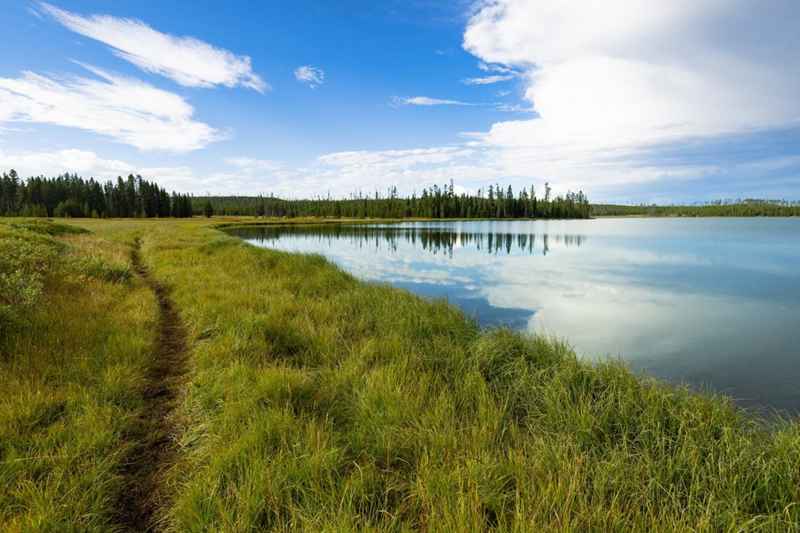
[1,1,799,203]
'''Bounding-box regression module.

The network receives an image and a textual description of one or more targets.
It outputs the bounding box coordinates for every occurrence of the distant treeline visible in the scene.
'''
[195,183,592,219]
[0,170,193,218]
[592,200,800,217]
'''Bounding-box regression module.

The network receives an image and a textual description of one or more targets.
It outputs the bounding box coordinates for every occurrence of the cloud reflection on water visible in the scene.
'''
[235,219,800,412]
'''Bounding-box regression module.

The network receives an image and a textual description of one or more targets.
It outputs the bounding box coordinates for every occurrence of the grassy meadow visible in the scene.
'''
[2,217,799,531]
[0,219,154,531]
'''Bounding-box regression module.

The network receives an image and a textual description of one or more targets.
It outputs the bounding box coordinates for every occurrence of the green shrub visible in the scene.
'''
[0,238,59,306]
[53,199,86,218]
[0,225,64,341]
[9,219,89,236]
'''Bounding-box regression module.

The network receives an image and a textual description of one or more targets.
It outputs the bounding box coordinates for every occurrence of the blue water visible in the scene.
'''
[231,219,800,413]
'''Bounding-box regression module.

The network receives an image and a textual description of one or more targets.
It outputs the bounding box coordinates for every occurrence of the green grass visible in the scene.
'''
[0,219,155,532]
[2,217,799,531]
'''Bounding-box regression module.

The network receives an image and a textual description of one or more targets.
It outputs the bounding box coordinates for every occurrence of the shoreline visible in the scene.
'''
[2,217,799,530]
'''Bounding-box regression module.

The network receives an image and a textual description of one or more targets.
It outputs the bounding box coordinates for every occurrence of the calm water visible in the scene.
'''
[231,219,800,413]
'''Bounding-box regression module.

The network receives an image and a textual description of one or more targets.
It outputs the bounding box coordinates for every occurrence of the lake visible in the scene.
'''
[230,219,800,414]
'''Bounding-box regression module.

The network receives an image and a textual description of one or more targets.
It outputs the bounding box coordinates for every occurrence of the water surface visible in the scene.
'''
[231,219,800,413]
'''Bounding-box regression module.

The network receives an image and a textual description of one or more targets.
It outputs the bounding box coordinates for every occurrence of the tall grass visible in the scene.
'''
[0,219,155,531]
[130,219,799,531]
[2,217,798,531]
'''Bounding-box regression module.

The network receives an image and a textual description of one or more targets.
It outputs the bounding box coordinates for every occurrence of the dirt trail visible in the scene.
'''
[116,238,188,531]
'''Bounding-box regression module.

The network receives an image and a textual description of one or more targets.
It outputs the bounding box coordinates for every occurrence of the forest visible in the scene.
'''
[1,171,591,219]
[7,168,797,220]
[194,182,592,219]
[593,200,800,217]
[0,170,193,218]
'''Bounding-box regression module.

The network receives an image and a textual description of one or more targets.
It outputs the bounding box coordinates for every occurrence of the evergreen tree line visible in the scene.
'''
[592,200,800,217]
[0,170,193,218]
[195,182,592,219]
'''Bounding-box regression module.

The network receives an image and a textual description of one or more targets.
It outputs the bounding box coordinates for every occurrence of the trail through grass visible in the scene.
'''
[114,238,189,532]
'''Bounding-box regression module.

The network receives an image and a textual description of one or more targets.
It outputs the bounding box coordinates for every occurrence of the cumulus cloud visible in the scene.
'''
[384,0,800,194]
[0,64,221,152]
[295,147,500,196]
[268,1,800,197]
[39,2,267,92]
[294,65,324,88]
[0,148,292,195]
[0,148,133,178]
[0,147,204,191]
[183,147,497,198]
[462,0,800,178]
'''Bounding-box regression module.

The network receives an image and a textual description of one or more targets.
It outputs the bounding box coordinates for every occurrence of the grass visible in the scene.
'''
[2,217,800,531]
[0,220,155,532]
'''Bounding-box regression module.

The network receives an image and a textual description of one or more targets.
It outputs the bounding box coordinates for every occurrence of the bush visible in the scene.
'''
[0,228,61,315]
[9,220,89,236]
[0,269,44,307]
[53,199,86,218]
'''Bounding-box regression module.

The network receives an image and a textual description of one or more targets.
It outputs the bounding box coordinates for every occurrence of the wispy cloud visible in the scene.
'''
[0,64,221,152]
[462,74,515,85]
[225,157,282,171]
[392,96,527,113]
[27,5,44,20]
[294,65,324,88]
[394,96,477,107]
[38,2,267,92]
[478,62,515,74]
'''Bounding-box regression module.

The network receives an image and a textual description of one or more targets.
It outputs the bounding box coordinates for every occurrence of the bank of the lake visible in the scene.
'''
[2,217,799,531]
[231,217,800,414]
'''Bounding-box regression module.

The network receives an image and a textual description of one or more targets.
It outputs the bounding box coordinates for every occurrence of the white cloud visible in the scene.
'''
[0,148,133,178]
[39,2,267,92]
[464,62,519,85]
[461,0,800,188]
[462,74,515,86]
[318,147,475,169]
[293,66,324,88]
[0,148,290,195]
[395,96,476,107]
[225,157,282,171]
[0,148,204,192]
[0,64,221,152]
[478,62,514,74]
[288,147,502,197]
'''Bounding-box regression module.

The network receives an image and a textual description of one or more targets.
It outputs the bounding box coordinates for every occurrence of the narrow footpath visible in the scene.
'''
[116,238,189,531]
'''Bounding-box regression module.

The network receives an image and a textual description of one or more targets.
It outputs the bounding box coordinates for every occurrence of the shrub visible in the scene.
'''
[53,199,86,218]
[9,220,89,236]
[0,227,62,337]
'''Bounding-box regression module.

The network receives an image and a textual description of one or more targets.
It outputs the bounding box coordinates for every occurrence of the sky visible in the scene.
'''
[1,0,799,203]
